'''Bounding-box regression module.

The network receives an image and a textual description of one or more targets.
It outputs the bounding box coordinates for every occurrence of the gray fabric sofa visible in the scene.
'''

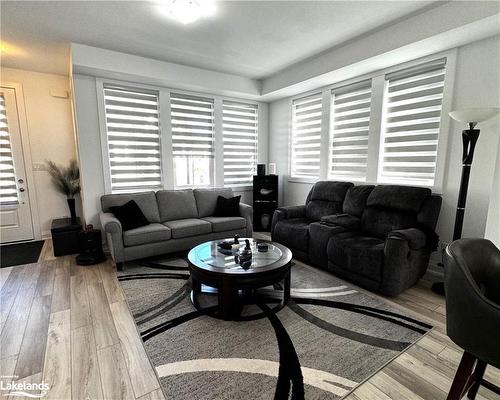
[271,181,441,296]
[99,188,252,269]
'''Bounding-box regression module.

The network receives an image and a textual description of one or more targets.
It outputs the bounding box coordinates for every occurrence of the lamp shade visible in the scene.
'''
[449,108,499,125]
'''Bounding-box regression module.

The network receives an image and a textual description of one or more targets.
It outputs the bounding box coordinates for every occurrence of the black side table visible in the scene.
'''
[51,217,82,256]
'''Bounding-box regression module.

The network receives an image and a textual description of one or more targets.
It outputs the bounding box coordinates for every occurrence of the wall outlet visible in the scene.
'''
[32,162,47,171]
[50,89,69,99]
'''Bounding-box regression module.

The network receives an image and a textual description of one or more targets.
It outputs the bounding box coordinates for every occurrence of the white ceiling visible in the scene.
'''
[0,0,438,78]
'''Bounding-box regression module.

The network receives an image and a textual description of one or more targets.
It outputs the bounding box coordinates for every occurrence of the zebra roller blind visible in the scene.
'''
[222,100,258,187]
[291,93,323,179]
[103,86,162,192]
[329,81,372,181]
[0,93,18,205]
[170,93,215,159]
[380,58,447,186]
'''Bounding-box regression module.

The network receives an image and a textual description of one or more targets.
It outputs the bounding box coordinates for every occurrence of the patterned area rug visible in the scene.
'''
[118,255,431,399]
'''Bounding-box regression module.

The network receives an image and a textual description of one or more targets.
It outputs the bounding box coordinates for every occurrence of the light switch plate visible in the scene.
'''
[32,162,47,171]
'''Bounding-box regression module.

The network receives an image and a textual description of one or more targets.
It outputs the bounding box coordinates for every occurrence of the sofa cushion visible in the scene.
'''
[123,223,171,247]
[109,200,149,231]
[101,191,160,223]
[164,218,211,239]
[194,188,234,217]
[327,232,385,281]
[156,189,198,221]
[214,195,241,217]
[361,208,417,239]
[273,218,310,252]
[343,185,374,216]
[202,217,246,233]
[366,185,430,213]
[305,181,353,221]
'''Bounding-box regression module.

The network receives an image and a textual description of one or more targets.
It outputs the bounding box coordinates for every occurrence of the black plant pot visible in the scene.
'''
[67,198,77,222]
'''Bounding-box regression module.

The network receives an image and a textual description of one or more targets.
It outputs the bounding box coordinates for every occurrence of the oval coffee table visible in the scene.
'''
[187,238,292,320]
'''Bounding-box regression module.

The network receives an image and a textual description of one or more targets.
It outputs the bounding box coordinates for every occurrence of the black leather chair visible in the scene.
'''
[444,238,500,400]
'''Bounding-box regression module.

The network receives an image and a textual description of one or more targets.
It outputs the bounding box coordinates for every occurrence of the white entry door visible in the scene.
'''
[0,86,34,243]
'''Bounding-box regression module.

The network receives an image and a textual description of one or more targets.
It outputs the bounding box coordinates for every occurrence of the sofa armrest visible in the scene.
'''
[239,202,253,237]
[387,228,426,250]
[271,205,306,236]
[380,228,430,296]
[239,202,253,222]
[278,205,306,219]
[99,212,125,263]
[321,214,360,230]
[100,212,122,234]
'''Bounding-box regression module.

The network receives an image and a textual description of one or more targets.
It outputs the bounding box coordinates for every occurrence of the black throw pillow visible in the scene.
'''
[109,200,149,231]
[214,195,241,217]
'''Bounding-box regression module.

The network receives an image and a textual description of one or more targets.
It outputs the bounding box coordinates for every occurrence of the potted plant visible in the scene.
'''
[46,159,80,222]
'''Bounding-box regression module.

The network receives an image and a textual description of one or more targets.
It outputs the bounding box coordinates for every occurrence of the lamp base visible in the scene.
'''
[431,282,445,296]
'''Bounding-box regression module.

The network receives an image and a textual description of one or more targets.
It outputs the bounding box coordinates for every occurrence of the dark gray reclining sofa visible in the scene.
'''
[271,181,442,296]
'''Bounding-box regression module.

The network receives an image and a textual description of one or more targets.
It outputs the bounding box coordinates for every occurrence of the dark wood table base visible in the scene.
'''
[190,264,291,321]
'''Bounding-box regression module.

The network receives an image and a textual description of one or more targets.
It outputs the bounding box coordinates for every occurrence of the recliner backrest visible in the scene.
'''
[342,185,375,217]
[305,181,353,221]
[360,185,433,238]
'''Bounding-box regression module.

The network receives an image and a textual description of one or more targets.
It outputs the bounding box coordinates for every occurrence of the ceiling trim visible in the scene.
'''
[261,1,500,100]
[71,43,262,100]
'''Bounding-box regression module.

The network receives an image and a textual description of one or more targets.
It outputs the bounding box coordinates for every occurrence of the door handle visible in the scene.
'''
[18,178,24,184]
[19,188,25,192]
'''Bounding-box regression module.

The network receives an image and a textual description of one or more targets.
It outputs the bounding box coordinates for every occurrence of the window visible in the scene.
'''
[0,93,18,204]
[329,81,372,181]
[291,93,323,179]
[103,86,162,193]
[379,58,446,186]
[170,93,214,187]
[289,54,452,190]
[223,101,258,188]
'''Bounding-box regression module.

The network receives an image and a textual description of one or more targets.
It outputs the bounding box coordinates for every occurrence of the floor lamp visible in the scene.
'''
[432,108,499,295]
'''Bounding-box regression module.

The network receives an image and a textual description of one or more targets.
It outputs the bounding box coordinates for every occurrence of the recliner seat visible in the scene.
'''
[271,181,353,261]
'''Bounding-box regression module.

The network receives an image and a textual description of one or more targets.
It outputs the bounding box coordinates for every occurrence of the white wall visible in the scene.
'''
[72,43,261,100]
[485,145,500,247]
[1,68,77,237]
[72,73,268,229]
[269,36,500,244]
[437,35,500,242]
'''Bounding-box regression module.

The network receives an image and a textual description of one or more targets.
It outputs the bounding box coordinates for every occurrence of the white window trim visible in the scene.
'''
[96,78,261,194]
[287,48,457,194]
[287,89,325,184]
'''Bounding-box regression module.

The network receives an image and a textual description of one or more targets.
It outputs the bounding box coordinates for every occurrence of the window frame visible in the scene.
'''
[328,79,373,183]
[96,78,261,194]
[222,100,259,189]
[99,84,164,193]
[287,49,457,193]
[169,91,216,189]
[289,92,325,181]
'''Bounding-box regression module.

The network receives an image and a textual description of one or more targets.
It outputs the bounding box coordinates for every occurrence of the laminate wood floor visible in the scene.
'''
[0,238,498,399]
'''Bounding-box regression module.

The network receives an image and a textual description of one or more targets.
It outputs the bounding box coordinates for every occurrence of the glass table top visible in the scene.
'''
[192,238,283,271]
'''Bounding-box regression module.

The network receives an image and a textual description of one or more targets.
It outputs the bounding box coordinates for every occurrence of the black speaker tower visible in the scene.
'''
[253,175,278,232]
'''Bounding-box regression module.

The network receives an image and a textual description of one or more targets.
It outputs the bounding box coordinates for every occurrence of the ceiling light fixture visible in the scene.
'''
[157,0,216,25]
